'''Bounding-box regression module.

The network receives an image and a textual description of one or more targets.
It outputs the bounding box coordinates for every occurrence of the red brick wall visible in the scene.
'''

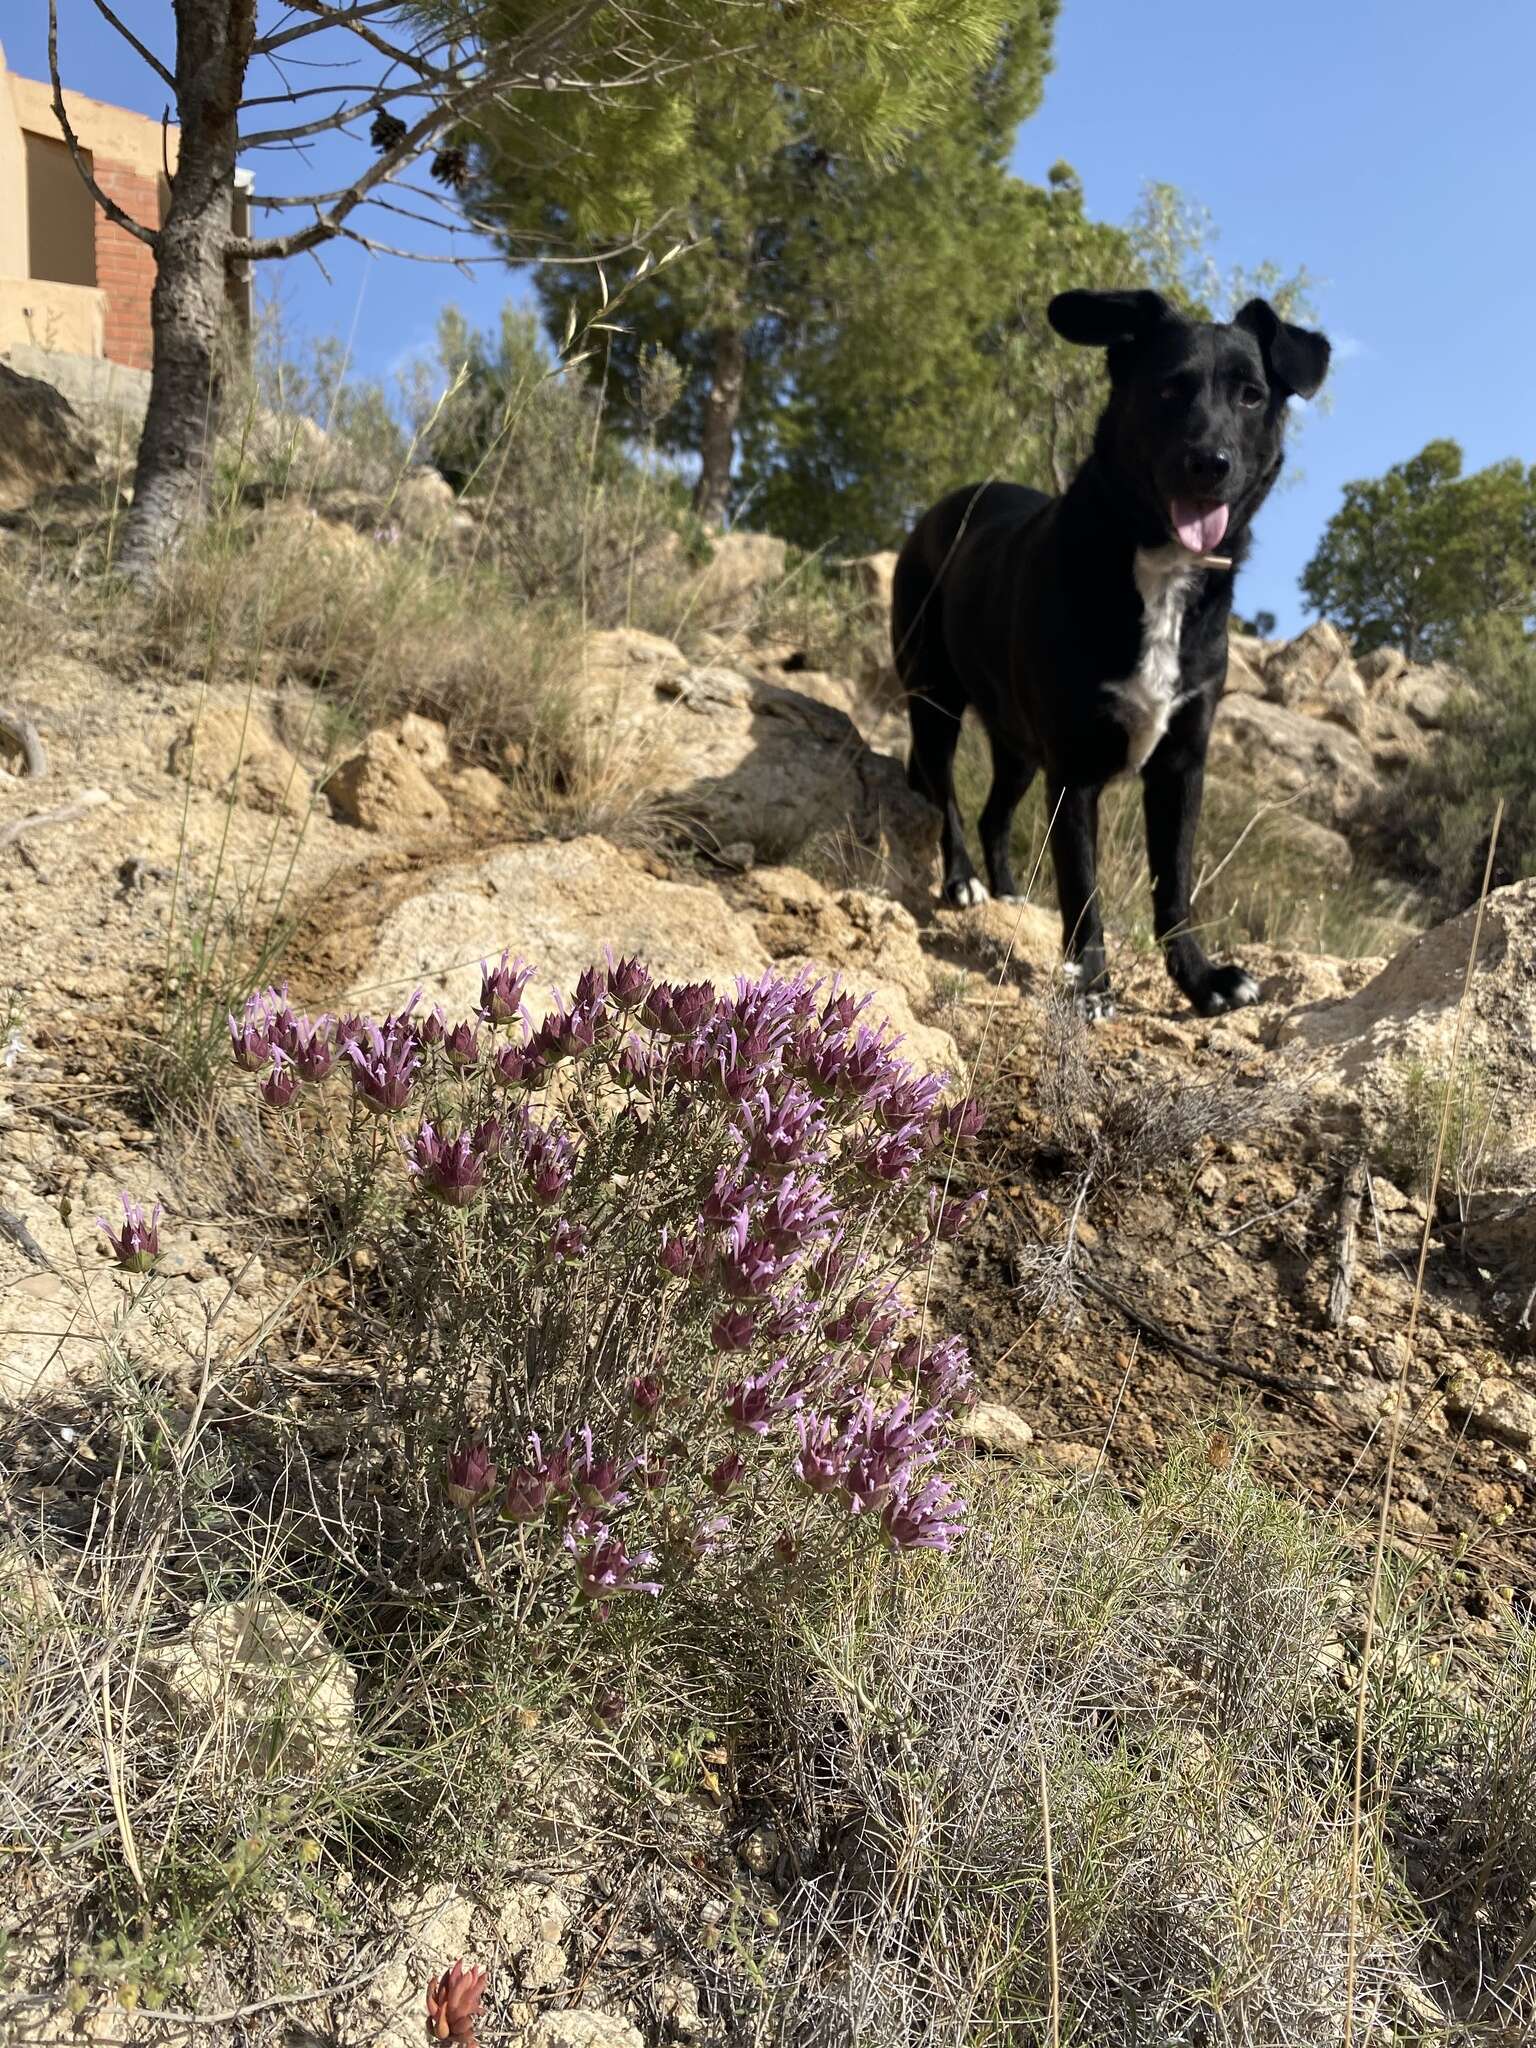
[91,157,159,370]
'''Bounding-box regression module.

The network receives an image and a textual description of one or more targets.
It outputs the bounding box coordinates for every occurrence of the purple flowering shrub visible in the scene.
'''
[228,955,987,1622]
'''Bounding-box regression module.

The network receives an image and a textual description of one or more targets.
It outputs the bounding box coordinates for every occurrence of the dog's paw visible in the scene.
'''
[1061,961,1115,1021]
[1193,964,1261,1016]
[945,876,991,909]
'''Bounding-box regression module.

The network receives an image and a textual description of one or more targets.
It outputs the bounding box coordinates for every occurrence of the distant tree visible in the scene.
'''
[473,3,1052,528]
[49,0,937,576]
[1301,440,1536,660]
[1383,615,1536,908]
[1129,182,1318,324]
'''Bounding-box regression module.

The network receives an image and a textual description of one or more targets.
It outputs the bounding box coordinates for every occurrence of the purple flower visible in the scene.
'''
[670,982,719,1035]
[840,1026,907,1103]
[416,1004,447,1047]
[445,1441,497,1511]
[841,1396,945,1515]
[568,1528,661,1610]
[444,1019,481,1068]
[658,1228,710,1282]
[759,1292,816,1343]
[548,1217,589,1262]
[608,955,652,1012]
[896,1334,975,1408]
[709,1451,746,1498]
[284,1014,336,1082]
[687,1512,732,1559]
[856,1126,927,1184]
[640,981,679,1034]
[403,1119,499,1207]
[711,1308,756,1352]
[787,1025,848,1098]
[736,1082,827,1173]
[571,1428,631,1511]
[593,1688,627,1726]
[758,1172,834,1250]
[881,1477,966,1552]
[724,1358,801,1436]
[940,1097,986,1147]
[490,1040,540,1088]
[630,1373,666,1424]
[700,1170,755,1230]
[533,997,601,1064]
[344,1003,422,1115]
[259,1046,301,1109]
[924,1187,989,1242]
[479,950,533,1024]
[502,1466,550,1522]
[807,1240,852,1298]
[521,1122,575,1205]
[719,1230,787,1302]
[821,987,868,1035]
[774,1530,800,1567]
[876,1072,948,1132]
[228,986,291,1072]
[793,1413,849,1495]
[617,1037,657,1087]
[97,1194,162,1273]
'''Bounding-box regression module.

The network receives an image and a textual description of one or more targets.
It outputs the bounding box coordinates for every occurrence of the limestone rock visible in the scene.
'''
[1281,879,1536,1155]
[354,834,771,1015]
[527,2013,644,2048]
[0,363,98,515]
[688,530,788,617]
[1357,646,1410,692]
[958,1401,1036,1458]
[169,701,313,819]
[324,727,449,832]
[497,1884,570,1993]
[138,1595,357,1774]
[1445,1368,1536,1451]
[1207,693,1379,829]
[569,630,935,882]
[1225,636,1266,698]
[1262,622,1370,736]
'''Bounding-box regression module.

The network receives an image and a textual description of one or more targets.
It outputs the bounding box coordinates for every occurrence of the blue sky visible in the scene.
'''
[8,2,1534,631]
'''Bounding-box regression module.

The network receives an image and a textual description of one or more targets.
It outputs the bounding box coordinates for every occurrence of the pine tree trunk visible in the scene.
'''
[118,1,255,581]
[693,325,745,528]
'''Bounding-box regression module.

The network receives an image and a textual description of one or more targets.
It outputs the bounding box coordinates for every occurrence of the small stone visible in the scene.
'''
[529,2012,644,2048]
[957,1401,1035,1458]
[738,1826,778,1875]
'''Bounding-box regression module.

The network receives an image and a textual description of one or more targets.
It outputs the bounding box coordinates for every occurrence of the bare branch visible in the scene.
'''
[251,1,409,59]
[48,0,158,250]
[89,0,174,89]
[232,0,611,263]
[238,82,428,153]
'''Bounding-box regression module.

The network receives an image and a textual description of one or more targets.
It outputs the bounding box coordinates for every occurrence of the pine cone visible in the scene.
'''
[369,109,407,153]
[430,145,470,193]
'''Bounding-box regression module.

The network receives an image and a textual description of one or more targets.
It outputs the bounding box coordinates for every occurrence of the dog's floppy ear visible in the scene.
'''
[1233,298,1331,400]
[1047,288,1173,348]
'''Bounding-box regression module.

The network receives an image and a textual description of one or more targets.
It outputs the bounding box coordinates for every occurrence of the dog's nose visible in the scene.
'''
[1186,448,1233,489]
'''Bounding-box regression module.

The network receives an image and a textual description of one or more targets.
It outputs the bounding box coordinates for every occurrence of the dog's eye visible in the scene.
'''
[1237,383,1265,409]
[1159,382,1182,404]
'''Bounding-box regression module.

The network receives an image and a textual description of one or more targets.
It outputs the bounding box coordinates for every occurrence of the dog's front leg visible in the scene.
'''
[1142,761,1260,1015]
[1046,781,1112,1017]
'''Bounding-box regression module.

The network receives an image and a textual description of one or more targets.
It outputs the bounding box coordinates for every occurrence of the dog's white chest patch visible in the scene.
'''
[1113,546,1197,773]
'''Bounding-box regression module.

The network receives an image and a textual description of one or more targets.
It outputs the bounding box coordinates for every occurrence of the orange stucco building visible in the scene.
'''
[0,39,250,373]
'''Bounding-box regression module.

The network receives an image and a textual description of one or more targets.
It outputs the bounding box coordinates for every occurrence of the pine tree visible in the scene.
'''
[472,2,1053,527]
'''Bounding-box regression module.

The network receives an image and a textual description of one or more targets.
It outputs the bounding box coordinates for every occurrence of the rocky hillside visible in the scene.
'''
[2,384,1534,2043]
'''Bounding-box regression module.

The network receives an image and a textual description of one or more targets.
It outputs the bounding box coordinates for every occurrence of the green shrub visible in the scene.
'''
[1378,617,1536,913]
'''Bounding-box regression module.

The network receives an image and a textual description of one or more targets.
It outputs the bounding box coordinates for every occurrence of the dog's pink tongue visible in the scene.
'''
[1170,500,1230,554]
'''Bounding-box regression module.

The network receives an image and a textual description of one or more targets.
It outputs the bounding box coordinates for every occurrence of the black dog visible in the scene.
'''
[894,289,1330,1017]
